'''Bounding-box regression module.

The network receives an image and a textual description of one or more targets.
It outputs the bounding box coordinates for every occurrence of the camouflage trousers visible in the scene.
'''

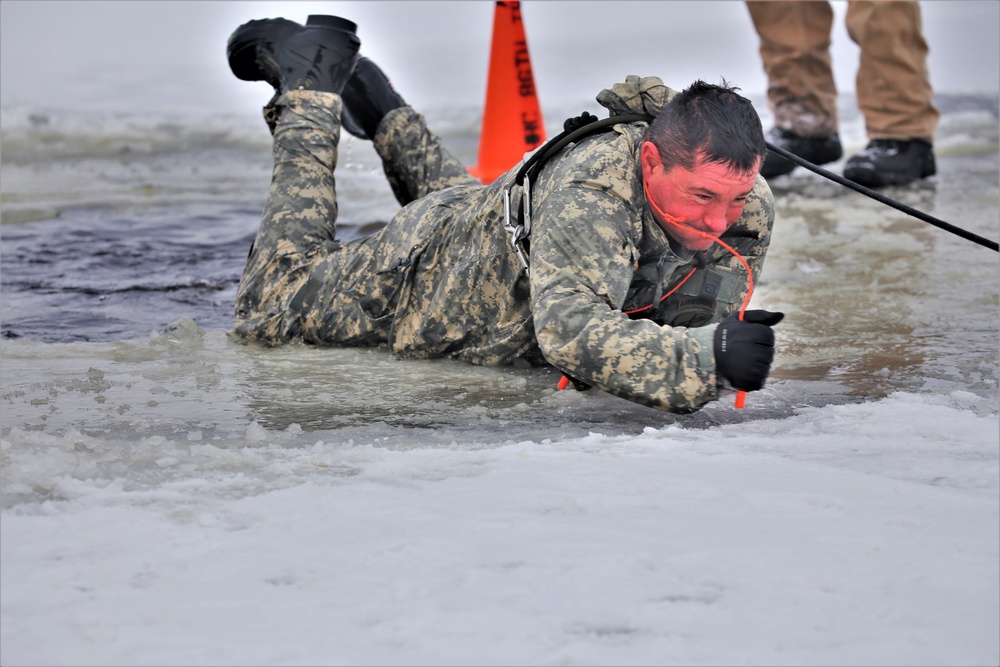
[234,90,482,346]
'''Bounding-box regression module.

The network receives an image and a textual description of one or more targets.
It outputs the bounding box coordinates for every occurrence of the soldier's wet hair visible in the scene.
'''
[646,79,765,175]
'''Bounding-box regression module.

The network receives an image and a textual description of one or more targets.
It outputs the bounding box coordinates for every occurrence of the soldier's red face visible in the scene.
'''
[641,142,760,251]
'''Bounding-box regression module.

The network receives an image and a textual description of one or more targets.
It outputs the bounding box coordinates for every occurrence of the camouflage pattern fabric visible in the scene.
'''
[234,78,775,413]
[234,89,540,363]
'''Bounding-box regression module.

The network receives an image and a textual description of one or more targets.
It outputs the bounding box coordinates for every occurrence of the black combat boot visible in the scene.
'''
[843,139,936,188]
[339,57,407,139]
[760,127,844,179]
[227,15,361,94]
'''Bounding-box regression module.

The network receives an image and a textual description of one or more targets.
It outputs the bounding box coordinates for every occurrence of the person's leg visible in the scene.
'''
[236,86,450,348]
[746,1,843,178]
[234,90,368,344]
[747,0,838,135]
[230,18,483,346]
[229,16,395,346]
[342,58,479,205]
[847,0,937,141]
[843,0,938,186]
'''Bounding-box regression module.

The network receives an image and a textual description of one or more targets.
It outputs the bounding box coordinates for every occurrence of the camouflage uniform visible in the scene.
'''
[234,76,775,413]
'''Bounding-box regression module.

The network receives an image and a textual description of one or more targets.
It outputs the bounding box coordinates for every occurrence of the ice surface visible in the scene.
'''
[2,2,998,664]
[2,324,998,665]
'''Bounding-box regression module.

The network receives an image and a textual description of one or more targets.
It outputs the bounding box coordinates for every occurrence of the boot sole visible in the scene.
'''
[227,18,302,83]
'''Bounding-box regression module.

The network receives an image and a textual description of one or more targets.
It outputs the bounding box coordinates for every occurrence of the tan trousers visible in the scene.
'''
[746,0,938,142]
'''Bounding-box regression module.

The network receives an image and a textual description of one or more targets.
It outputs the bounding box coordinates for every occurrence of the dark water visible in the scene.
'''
[0,103,484,343]
[1,204,256,341]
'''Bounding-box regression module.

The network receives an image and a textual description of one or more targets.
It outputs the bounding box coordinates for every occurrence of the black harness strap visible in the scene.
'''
[503,112,654,273]
[514,112,653,188]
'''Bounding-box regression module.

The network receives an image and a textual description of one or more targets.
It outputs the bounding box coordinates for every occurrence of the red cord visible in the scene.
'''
[712,236,752,408]
[624,267,698,315]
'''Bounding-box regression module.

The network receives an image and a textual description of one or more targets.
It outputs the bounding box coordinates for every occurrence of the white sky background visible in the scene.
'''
[1,0,999,117]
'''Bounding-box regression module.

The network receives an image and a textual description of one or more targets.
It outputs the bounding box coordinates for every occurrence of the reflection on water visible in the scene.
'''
[760,152,999,400]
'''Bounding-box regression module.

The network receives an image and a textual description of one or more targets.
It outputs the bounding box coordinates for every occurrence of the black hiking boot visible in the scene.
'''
[227,15,361,94]
[843,139,936,188]
[760,127,843,179]
[339,57,406,140]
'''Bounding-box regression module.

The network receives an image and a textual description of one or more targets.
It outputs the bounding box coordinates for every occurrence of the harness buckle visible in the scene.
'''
[503,183,531,273]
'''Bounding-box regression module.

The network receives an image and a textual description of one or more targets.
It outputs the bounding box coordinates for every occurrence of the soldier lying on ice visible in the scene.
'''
[226,15,784,414]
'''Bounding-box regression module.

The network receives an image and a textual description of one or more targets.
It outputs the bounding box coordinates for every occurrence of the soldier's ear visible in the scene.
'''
[641,141,662,175]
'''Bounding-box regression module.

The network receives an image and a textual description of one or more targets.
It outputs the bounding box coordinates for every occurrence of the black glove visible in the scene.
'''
[563,110,599,132]
[713,309,784,392]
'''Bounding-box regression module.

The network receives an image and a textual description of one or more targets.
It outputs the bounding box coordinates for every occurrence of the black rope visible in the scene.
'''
[765,142,999,252]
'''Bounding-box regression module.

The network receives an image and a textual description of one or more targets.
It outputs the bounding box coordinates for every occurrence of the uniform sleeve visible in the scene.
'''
[528,131,720,413]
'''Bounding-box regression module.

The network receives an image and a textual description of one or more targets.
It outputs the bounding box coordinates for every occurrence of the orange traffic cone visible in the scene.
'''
[468,0,546,185]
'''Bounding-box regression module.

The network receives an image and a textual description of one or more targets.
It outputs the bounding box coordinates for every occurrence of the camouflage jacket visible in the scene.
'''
[386,77,773,412]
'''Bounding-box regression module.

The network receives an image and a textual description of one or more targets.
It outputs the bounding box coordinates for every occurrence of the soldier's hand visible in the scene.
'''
[713,309,784,392]
[563,110,599,132]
